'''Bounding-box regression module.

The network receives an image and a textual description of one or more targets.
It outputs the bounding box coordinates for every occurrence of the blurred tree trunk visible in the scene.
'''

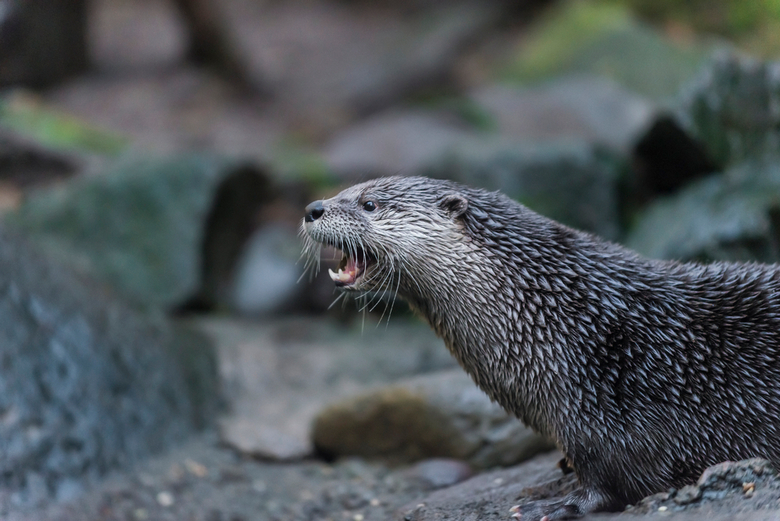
[0,0,88,87]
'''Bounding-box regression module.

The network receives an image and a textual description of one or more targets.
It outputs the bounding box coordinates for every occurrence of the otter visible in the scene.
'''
[301,176,780,520]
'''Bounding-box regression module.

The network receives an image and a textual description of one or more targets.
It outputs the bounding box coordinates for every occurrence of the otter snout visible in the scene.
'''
[304,200,325,222]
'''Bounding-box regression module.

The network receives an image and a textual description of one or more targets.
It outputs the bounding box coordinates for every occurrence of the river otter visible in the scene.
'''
[301,176,780,520]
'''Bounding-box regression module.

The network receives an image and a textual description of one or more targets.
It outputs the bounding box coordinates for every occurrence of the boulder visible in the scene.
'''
[501,0,709,100]
[676,53,780,169]
[627,159,780,263]
[311,370,554,468]
[7,155,273,311]
[470,75,654,153]
[422,140,625,240]
[0,225,218,506]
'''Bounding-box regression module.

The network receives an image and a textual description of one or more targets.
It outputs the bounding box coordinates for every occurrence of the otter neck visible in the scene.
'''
[402,227,633,441]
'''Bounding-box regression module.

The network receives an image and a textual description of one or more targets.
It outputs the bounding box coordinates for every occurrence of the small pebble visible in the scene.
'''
[369,498,380,507]
[134,508,148,520]
[156,491,175,507]
[743,482,755,496]
[353,515,364,521]
[185,459,208,478]
[658,506,667,512]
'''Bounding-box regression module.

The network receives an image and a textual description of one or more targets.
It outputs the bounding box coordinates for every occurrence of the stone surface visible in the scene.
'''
[197,316,457,462]
[7,154,272,311]
[229,224,312,316]
[323,109,477,180]
[422,139,625,240]
[502,0,711,100]
[312,370,554,468]
[630,459,780,516]
[676,53,780,169]
[0,225,218,507]
[627,158,780,263]
[470,75,655,152]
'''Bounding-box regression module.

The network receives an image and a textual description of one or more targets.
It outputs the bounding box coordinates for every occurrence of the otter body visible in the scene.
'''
[302,176,780,520]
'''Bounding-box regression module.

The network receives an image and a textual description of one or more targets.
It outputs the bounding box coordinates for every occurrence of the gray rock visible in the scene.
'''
[0,225,218,506]
[630,459,780,515]
[6,155,272,311]
[423,140,625,240]
[626,159,780,263]
[200,316,456,462]
[405,459,475,491]
[471,75,655,152]
[311,370,553,468]
[676,53,780,169]
[229,224,305,315]
[402,453,780,521]
[323,109,477,180]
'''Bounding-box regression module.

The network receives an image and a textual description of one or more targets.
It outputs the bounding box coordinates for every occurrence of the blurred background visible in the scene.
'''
[2,0,780,520]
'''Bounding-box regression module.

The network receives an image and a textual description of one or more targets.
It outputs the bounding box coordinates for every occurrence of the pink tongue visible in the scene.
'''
[328,256,360,284]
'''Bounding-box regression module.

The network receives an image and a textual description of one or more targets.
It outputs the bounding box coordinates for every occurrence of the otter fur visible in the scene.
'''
[301,176,780,520]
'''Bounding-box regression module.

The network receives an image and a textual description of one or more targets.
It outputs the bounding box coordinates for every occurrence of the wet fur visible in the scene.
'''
[302,176,780,520]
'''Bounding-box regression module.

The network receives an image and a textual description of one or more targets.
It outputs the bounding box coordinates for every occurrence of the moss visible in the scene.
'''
[0,92,127,155]
[501,0,707,100]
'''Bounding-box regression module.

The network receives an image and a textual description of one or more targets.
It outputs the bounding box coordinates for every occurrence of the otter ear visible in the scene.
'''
[440,192,468,219]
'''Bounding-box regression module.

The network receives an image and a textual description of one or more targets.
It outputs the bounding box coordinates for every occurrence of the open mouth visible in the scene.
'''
[328,248,375,288]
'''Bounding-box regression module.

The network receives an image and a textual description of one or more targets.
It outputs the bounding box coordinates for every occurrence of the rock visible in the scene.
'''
[422,140,625,240]
[630,459,780,515]
[0,225,218,506]
[311,370,554,468]
[676,53,780,169]
[626,159,780,263]
[470,75,655,152]
[502,0,710,100]
[200,316,456,462]
[229,224,312,316]
[399,451,564,521]
[7,155,273,311]
[405,459,475,491]
[323,109,478,181]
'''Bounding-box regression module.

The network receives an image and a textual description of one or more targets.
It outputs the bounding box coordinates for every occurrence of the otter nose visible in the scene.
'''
[305,200,325,222]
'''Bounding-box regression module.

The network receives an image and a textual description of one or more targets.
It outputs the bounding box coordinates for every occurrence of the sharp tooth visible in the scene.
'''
[328,269,338,282]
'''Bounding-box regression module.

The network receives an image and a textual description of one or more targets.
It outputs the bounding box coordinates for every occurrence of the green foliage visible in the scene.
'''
[0,92,127,155]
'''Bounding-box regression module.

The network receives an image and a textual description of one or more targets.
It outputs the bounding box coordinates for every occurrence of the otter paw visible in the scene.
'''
[508,499,582,521]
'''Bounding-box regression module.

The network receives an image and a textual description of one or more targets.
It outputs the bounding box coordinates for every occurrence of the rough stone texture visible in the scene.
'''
[398,451,565,521]
[403,455,780,521]
[312,370,554,468]
[630,459,780,516]
[7,155,272,311]
[422,140,625,240]
[676,53,780,169]
[200,316,457,461]
[470,75,654,152]
[626,159,780,263]
[0,225,218,508]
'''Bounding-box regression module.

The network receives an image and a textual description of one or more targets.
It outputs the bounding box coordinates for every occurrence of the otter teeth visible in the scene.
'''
[329,267,355,284]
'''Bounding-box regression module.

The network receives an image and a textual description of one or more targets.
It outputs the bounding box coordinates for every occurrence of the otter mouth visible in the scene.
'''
[328,248,375,288]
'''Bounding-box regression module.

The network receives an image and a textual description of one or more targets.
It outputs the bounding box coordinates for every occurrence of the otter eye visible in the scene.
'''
[363,201,377,212]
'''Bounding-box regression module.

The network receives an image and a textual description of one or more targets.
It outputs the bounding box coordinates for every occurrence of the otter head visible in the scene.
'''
[301,176,473,298]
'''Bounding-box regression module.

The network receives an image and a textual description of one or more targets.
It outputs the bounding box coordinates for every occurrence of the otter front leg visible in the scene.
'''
[510,486,617,521]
